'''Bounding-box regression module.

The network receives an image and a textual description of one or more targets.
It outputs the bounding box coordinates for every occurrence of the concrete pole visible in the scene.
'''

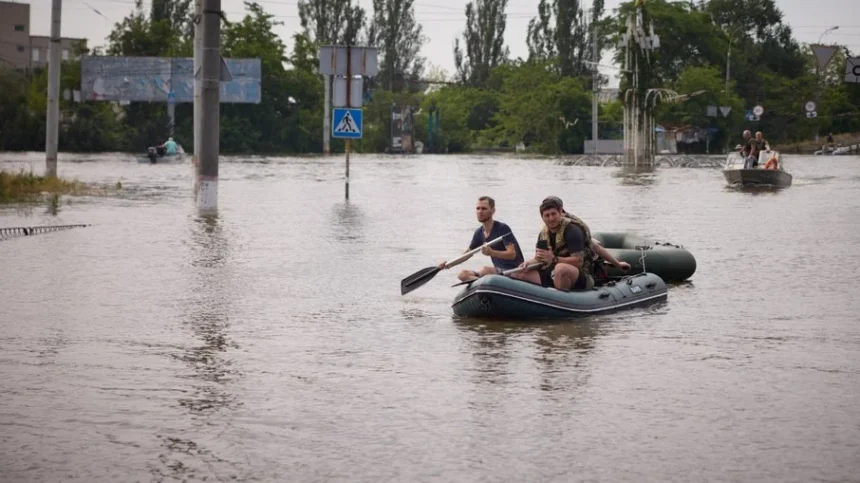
[167,57,175,136]
[196,0,221,216]
[591,29,599,155]
[45,0,62,178]
[323,75,331,155]
[193,0,203,176]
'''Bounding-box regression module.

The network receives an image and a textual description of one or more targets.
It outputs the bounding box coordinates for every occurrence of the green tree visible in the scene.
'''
[454,0,509,86]
[367,0,426,91]
[298,0,366,45]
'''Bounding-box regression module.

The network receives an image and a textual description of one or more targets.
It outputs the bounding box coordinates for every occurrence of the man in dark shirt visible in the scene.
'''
[510,197,590,290]
[439,196,524,282]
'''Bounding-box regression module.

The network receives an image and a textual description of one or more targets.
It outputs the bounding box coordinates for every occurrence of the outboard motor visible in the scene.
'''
[146,146,158,163]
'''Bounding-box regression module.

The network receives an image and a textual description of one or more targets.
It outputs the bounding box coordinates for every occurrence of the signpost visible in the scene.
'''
[318,45,378,200]
[846,57,860,84]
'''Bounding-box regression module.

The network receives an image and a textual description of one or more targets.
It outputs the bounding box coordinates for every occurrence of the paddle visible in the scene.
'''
[450,262,544,288]
[400,234,509,295]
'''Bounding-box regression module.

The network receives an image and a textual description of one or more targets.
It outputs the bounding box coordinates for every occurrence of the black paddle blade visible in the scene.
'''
[450,279,475,288]
[401,266,441,295]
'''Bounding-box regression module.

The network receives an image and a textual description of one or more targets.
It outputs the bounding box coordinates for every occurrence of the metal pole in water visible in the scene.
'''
[324,75,331,156]
[345,45,351,200]
[591,27,599,155]
[197,0,221,216]
[193,0,203,178]
[45,0,62,178]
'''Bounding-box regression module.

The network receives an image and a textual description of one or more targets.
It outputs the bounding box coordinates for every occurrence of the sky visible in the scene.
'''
[17,0,860,85]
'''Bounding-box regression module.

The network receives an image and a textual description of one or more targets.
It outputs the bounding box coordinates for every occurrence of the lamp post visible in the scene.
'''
[813,26,838,143]
[725,26,743,94]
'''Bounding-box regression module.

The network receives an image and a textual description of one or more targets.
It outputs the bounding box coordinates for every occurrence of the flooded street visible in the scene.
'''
[2,152,859,482]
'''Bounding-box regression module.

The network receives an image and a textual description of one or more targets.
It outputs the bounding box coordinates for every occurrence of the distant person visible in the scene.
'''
[438,196,525,283]
[160,137,179,155]
[740,130,752,158]
[746,131,769,168]
[826,132,834,146]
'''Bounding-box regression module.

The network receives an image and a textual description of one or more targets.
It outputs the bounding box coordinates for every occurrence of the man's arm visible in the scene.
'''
[591,241,625,268]
[484,241,518,260]
[441,231,481,269]
[555,226,585,268]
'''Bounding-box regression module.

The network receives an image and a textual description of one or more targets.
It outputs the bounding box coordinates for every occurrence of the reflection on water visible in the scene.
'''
[455,319,599,393]
[331,201,365,243]
[156,215,242,480]
[613,166,659,186]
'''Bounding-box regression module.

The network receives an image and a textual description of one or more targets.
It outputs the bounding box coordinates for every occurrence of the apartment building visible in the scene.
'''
[0,1,87,71]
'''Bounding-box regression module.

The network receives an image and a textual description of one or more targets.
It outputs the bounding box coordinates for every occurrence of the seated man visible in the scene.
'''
[160,137,179,155]
[542,196,630,282]
[510,197,597,291]
[439,196,524,282]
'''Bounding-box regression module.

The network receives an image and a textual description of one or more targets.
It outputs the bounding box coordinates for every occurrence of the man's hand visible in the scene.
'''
[481,244,493,256]
[617,261,631,271]
[437,261,447,270]
[535,248,554,264]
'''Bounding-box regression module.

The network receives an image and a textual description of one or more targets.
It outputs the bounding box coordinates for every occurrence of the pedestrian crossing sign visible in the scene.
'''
[332,108,363,139]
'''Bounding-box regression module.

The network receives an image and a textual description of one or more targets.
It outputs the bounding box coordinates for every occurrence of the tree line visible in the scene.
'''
[1,0,858,155]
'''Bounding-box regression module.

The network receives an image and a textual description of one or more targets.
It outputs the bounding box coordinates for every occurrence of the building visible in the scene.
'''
[0,0,29,70]
[0,1,87,72]
[29,35,87,69]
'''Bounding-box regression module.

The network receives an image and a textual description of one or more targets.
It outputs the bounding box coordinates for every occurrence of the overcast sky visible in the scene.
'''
[19,0,860,83]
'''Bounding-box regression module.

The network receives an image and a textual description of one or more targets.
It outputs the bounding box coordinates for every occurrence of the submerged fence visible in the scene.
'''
[0,224,90,241]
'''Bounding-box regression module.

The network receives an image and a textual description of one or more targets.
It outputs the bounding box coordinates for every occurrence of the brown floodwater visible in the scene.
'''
[1,152,859,482]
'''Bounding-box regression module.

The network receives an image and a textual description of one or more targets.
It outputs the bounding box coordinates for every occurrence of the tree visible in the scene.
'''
[297,0,366,45]
[527,0,605,79]
[453,0,509,86]
[367,0,426,91]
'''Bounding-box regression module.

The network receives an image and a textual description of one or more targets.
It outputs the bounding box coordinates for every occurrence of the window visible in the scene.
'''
[14,24,25,32]
[17,45,24,52]
[32,49,39,62]
[62,49,69,61]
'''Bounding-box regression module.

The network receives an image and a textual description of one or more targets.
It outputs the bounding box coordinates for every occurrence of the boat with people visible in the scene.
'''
[138,145,189,164]
[723,149,792,188]
[451,271,668,319]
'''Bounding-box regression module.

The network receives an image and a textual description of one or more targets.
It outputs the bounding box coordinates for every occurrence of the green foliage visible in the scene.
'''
[454,0,510,86]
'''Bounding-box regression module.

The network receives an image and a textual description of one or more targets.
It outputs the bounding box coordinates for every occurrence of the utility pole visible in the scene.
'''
[196,0,221,216]
[591,28,599,154]
[193,0,203,171]
[45,0,62,178]
[324,76,331,155]
[167,57,175,137]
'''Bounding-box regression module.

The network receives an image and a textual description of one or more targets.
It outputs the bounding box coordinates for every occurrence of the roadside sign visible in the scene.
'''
[168,92,176,104]
[332,108,363,139]
[719,106,732,118]
[807,111,818,118]
[846,57,860,84]
[753,105,764,116]
[805,101,816,112]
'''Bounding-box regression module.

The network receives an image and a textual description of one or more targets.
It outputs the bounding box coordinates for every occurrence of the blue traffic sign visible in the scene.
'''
[167,92,176,104]
[332,108,363,139]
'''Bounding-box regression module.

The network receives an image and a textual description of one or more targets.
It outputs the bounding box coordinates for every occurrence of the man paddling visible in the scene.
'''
[438,196,524,283]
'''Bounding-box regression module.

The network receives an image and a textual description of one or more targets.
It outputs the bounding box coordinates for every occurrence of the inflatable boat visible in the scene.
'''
[592,232,696,282]
[451,272,668,320]
[722,150,792,188]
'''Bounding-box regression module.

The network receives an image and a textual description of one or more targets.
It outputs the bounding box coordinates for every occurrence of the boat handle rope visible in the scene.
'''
[0,224,90,241]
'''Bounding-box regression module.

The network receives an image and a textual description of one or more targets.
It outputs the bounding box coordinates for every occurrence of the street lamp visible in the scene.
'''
[725,25,743,94]
[818,26,839,44]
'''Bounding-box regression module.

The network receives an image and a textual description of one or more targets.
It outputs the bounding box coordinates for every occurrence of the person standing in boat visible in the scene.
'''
[159,137,179,155]
[746,131,770,168]
[438,196,525,283]
[509,197,595,291]
[541,195,630,282]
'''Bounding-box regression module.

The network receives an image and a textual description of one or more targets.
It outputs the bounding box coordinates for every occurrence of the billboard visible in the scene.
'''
[80,56,261,104]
